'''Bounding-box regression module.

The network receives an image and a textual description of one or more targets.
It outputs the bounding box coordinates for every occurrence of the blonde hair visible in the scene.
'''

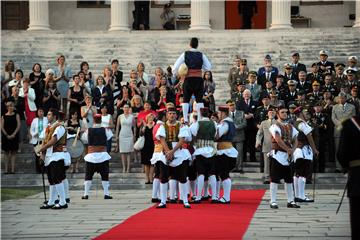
[103,66,112,76]
[130,94,143,107]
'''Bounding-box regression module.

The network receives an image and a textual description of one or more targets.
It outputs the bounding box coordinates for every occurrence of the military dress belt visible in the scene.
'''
[349,159,360,168]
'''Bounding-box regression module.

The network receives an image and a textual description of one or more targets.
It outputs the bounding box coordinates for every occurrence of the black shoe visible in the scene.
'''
[145,181,151,184]
[82,195,89,200]
[167,199,177,204]
[219,197,230,204]
[104,195,113,199]
[66,198,70,203]
[52,203,68,209]
[287,201,300,208]
[211,199,219,204]
[54,199,59,204]
[183,203,191,209]
[263,180,270,184]
[201,196,210,201]
[178,200,184,204]
[40,203,54,209]
[270,202,278,209]
[151,198,160,203]
[296,197,314,203]
[156,203,166,208]
[191,199,201,204]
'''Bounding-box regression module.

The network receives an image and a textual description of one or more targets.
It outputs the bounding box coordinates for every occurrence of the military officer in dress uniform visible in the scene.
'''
[332,92,356,172]
[307,63,323,85]
[348,85,360,115]
[291,52,307,78]
[347,56,359,79]
[334,63,347,87]
[283,63,297,82]
[323,73,339,97]
[287,103,297,124]
[306,81,323,106]
[337,104,360,240]
[231,81,246,106]
[284,80,298,106]
[228,56,248,94]
[344,69,359,92]
[297,71,311,94]
[255,93,272,125]
[317,50,335,76]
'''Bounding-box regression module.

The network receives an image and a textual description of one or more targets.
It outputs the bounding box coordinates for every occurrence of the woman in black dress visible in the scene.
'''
[140,112,155,184]
[1,101,21,174]
[67,74,85,119]
[65,110,82,173]
[29,63,46,108]
[43,80,60,114]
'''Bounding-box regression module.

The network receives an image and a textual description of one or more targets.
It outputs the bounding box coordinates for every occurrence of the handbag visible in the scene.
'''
[134,136,145,150]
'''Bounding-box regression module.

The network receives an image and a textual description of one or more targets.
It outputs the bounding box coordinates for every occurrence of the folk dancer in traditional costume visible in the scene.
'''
[292,107,319,203]
[81,114,113,200]
[38,109,71,209]
[190,107,218,203]
[150,107,192,208]
[172,37,212,122]
[150,109,167,203]
[215,106,238,204]
[268,106,300,209]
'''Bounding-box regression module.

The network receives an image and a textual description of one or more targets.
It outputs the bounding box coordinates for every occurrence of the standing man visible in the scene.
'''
[238,0,257,29]
[38,109,70,210]
[332,92,356,172]
[227,100,247,173]
[292,107,319,203]
[81,114,113,200]
[256,106,277,184]
[190,107,218,203]
[172,37,212,123]
[291,52,307,78]
[228,56,248,95]
[268,106,300,209]
[150,107,192,208]
[337,104,360,240]
[317,50,335,76]
[216,106,238,203]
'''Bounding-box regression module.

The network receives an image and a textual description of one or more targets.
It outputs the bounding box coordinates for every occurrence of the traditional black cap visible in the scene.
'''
[218,105,229,113]
[200,107,210,115]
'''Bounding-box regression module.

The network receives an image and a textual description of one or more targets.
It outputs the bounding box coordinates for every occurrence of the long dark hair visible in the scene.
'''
[203,71,213,82]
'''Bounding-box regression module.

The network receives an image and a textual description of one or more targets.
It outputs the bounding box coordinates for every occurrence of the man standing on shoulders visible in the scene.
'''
[172,37,211,123]
[215,106,238,203]
[268,106,300,209]
[292,107,319,203]
[81,114,113,200]
[38,109,70,210]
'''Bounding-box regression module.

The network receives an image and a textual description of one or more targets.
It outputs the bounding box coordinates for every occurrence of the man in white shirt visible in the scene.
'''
[268,106,300,209]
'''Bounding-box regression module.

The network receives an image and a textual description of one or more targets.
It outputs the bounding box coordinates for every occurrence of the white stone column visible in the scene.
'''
[353,0,360,27]
[109,0,130,31]
[27,0,50,31]
[269,0,293,30]
[189,0,211,31]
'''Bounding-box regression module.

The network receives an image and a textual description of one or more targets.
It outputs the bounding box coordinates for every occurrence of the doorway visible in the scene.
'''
[2,1,29,30]
[225,0,266,29]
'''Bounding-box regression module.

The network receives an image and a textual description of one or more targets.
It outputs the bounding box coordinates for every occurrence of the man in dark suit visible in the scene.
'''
[291,52,307,78]
[334,63,347,88]
[238,0,257,29]
[323,73,339,97]
[337,104,360,240]
[236,89,258,162]
[317,50,335,76]
[258,55,279,84]
[257,63,277,88]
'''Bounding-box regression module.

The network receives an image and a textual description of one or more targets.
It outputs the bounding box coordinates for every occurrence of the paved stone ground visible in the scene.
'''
[1,189,350,240]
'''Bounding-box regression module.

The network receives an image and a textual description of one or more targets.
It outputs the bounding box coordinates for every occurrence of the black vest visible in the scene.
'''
[185,51,203,70]
[218,120,236,142]
[88,127,107,146]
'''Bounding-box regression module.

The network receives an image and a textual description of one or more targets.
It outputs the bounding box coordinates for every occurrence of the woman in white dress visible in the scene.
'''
[115,104,135,173]
[100,104,114,153]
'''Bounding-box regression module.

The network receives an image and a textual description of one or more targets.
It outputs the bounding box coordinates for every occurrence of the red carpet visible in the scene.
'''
[94,189,265,240]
